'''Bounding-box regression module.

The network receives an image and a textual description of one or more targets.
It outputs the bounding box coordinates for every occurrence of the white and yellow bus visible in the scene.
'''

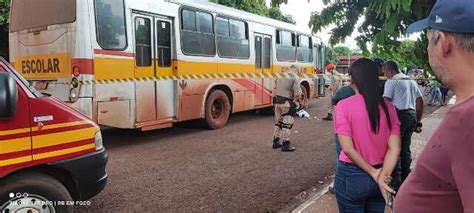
[9,0,326,130]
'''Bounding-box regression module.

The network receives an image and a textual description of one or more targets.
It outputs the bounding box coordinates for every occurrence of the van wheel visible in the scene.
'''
[204,90,231,129]
[300,85,309,109]
[0,172,73,213]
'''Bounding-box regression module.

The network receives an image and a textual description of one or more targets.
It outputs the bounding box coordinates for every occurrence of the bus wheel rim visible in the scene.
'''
[211,100,223,119]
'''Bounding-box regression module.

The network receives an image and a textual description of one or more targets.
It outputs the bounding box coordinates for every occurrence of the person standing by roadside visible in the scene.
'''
[334,58,401,211]
[272,66,303,152]
[440,83,449,105]
[323,64,342,121]
[331,85,355,164]
[374,58,386,93]
[428,79,444,106]
[328,85,355,194]
[394,0,474,212]
[383,60,424,191]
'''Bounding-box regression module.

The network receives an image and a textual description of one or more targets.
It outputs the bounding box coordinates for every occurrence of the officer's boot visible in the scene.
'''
[322,113,333,121]
[281,141,296,152]
[272,137,282,149]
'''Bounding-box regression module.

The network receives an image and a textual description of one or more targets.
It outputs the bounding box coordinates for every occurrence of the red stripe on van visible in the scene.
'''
[0,150,31,161]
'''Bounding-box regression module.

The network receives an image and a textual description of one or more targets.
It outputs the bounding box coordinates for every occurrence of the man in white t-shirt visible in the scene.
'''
[383,60,424,191]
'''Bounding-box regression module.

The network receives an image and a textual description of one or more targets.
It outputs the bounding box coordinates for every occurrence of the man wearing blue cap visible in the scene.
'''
[391,0,474,212]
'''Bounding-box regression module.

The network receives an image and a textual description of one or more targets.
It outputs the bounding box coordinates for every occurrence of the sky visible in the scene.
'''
[268,0,420,51]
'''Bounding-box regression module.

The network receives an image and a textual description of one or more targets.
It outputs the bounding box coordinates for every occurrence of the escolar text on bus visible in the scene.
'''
[21,58,61,74]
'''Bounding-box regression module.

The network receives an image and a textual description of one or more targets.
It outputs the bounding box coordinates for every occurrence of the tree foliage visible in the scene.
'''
[210,0,295,24]
[325,47,337,65]
[333,46,351,58]
[0,0,8,25]
[0,0,9,59]
[309,0,435,69]
[367,39,423,70]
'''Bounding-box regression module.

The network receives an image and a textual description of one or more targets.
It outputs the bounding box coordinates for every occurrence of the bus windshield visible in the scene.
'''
[10,0,76,32]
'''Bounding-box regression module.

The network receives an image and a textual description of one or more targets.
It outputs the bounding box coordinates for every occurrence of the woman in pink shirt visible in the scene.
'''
[334,58,401,212]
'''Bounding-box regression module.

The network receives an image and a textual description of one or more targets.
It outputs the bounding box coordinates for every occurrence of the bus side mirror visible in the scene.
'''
[0,72,18,119]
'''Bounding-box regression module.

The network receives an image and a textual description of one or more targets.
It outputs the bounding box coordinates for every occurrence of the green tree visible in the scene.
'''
[0,0,9,60]
[309,0,435,70]
[325,47,337,65]
[333,46,350,58]
[210,0,295,24]
[326,46,361,65]
[368,39,421,69]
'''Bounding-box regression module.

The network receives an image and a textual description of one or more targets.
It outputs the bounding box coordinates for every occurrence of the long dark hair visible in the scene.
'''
[349,58,392,133]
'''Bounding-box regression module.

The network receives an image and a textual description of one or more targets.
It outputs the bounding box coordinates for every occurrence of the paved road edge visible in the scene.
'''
[292,179,334,213]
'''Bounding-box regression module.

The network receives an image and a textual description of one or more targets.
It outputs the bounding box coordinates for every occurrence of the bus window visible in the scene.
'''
[276,30,296,62]
[216,17,229,37]
[230,20,246,39]
[297,35,312,63]
[95,0,127,50]
[255,36,262,68]
[10,0,76,32]
[281,31,292,46]
[181,9,215,56]
[197,12,213,34]
[135,17,152,67]
[182,10,197,31]
[264,37,271,68]
[216,17,249,59]
[157,21,172,67]
[314,44,320,68]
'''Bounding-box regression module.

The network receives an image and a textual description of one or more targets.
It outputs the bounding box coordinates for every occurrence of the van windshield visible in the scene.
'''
[10,0,76,32]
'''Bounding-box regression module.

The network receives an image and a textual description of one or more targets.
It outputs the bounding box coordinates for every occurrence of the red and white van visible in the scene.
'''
[0,57,107,212]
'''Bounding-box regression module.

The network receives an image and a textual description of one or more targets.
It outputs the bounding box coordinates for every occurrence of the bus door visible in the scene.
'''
[133,13,176,123]
[133,14,157,123]
[154,18,176,120]
[254,34,272,106]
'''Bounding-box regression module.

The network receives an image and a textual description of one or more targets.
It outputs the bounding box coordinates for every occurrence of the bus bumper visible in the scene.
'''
[50,148,108,201]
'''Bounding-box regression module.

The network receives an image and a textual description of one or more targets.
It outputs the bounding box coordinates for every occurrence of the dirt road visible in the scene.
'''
[78,97,337,212]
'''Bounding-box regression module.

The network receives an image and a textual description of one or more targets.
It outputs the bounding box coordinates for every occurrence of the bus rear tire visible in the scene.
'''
[0,172,73,213]
[204,90,231,129]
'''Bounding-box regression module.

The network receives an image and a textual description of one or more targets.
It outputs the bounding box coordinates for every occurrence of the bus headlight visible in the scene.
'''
[94,131,104,151]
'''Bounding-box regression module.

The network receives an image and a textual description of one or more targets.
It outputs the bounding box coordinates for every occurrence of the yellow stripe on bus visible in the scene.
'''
[0,137,31,154]
[94,57,134,80]
[93,58,316,80]
[0,156,32,167]
[33,144,95,161]
[32,127,97,149]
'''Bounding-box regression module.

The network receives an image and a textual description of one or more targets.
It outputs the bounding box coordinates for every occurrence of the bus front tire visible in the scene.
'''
[0,172,73,213]
[204,90,231,129]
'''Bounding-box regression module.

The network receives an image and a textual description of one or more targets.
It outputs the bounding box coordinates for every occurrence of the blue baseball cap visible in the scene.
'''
[406,0,474,33]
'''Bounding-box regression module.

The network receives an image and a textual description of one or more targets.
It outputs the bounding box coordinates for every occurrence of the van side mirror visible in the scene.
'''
[0,72,18,119]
